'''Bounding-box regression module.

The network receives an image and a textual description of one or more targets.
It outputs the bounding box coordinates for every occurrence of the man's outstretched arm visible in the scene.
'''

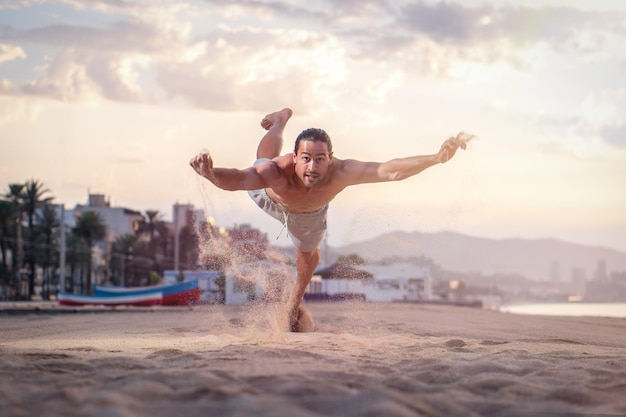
[340,133,472,186]
[189,152,286,191]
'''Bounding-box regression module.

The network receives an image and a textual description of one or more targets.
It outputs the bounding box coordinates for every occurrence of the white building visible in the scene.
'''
[172,202,206,270]
[306,262,432,302]
[72,194,143,244]
[362,263,432,301]
[70,194,144,287]
[223,261,433,305]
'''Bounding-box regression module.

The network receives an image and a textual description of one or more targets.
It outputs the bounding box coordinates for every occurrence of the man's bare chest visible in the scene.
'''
[266,186,338,213]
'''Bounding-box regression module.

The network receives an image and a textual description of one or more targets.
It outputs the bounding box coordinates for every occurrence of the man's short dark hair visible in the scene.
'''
[294,128,333,154]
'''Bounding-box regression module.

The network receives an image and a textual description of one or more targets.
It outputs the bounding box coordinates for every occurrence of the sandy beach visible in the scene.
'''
[1,302,625,417]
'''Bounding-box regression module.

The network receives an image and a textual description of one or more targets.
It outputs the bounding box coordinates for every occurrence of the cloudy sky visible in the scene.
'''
[1,0,625,254]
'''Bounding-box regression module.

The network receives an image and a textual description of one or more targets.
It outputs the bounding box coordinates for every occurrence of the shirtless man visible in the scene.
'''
[190,108,469,330]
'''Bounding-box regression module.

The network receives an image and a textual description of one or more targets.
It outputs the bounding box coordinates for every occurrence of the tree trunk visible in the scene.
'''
[86,260,92,295]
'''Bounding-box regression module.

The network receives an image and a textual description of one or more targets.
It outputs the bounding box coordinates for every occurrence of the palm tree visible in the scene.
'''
[0,199,13,292]
[110,233,156,287]
[155,222,173,271]
[138,210,160,245]
[5,184,24,299]
[135,210,164,274]
[65,234,89,293]
[178,225,198,270]
[22,179,53,298]
[0,199,12,272]
[110,233,134,286]
[37,204,60,299]
[73,211,106,294]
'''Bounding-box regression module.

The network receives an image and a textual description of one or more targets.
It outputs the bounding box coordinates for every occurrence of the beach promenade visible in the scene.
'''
[1,302,625,417]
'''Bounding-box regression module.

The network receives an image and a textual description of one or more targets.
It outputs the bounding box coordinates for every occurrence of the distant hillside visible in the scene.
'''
[331,231,626,281]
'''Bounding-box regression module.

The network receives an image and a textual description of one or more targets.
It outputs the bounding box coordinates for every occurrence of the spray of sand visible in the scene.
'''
[194,167,305,343]
[454,131,476,146]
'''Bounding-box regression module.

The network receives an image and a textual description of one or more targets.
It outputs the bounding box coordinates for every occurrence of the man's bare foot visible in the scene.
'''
[286,305,315,332]
[287,305,299,332]
[260,108,293,130]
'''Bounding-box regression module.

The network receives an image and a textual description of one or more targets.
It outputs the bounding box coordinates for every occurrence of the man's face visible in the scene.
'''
[293,140,332,189]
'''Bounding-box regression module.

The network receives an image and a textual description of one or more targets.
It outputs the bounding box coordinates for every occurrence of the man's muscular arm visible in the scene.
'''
[189,153,286,191]
[339,133,472,186]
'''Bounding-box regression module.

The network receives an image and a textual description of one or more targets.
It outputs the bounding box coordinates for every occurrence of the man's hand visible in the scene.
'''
[189,152,216,182]
[438,132,474,163]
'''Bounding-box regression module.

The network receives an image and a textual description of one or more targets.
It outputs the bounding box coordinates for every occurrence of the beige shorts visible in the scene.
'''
[248,159,327,252]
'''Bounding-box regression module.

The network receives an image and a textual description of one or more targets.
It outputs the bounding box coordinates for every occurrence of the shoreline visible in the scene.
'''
[499,301,626,318]
[3,299,626,318]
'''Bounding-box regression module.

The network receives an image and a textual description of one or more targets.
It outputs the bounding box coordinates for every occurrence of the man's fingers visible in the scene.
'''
[190,153,211,172]
[448,137,467,150]
[455,131,475,147]
[440,131,474,162]
[453,138,467,150]
[190,155,202,167]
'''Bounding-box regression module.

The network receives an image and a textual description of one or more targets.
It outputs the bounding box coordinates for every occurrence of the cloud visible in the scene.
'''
[22,18,185,53]
[601,124,626,148]
[0,1,30,11]
[0,4,348,111]
[0,43,26,63]
[535,89,626,150]
[156,25,347,112]
[0,1,624,113]
[359,3,624,79]
[360,2,626,50]
[0,16,184,101]
[16,47,151,102]
[398,2,495,43]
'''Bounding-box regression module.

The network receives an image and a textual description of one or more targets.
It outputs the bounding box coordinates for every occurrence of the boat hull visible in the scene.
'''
[57,292,163,307]
[94,279,200,306]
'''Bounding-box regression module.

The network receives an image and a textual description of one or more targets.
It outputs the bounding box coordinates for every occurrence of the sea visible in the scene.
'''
[499,302,626,318]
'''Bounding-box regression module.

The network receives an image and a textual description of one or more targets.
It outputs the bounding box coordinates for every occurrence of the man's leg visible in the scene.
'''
[287,247,320,330]
[257,108,293,159]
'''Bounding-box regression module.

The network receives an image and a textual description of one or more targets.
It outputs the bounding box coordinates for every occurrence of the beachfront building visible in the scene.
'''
[73,194,144,243]
[70,194,144,288]
[362,263,433,302]
[305,262,432,302]
[222,260,434,305]
[172,202,208,271]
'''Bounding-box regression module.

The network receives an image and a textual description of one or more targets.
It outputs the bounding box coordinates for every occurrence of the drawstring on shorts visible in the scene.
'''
[277,210,289,240]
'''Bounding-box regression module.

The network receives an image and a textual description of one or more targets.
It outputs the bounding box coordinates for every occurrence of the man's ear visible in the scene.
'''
[293,152,297,164]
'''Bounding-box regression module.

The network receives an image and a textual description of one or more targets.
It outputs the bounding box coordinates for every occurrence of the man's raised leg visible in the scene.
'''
[287,247,320,331]
[257,108,293,159]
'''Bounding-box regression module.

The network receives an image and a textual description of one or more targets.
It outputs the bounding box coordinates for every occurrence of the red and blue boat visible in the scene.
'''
[58,291,163,307]
[94,279,200,306]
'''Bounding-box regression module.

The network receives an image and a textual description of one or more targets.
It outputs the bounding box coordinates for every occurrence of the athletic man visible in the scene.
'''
[190,108,470,330]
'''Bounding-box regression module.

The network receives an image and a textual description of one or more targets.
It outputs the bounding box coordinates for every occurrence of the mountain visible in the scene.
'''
[331,231,626,282]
